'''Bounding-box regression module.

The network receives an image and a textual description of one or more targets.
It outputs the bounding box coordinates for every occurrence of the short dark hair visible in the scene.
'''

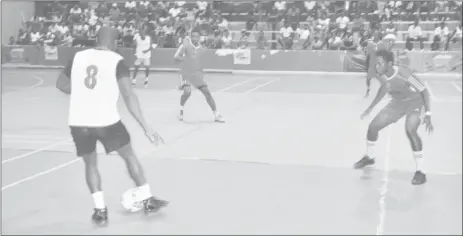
[376,50,394,63]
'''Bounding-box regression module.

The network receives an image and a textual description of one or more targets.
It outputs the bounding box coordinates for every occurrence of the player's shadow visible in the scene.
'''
[359,166,378,180]
[116,208,168,221]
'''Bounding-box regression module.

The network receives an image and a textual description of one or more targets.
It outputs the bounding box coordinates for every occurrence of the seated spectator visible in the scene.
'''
[62,32,74,47]
[109,3,121,22]
[279,22,294,49]
[383,21,397,36]
[222,29,233,48]
[162,21,176,48]
[125,0,137,12]
[17,28,30,45]
[336,12,350,32]
[431,21,449,51]
[207,30,223,49]
[341,31,356,50]
[274,1,286,20]
[447,21,462,50]
[238,30,250,49]
[312,35,324,50]
[326,30,342,50]
[57,22,70,36]
[95,3,109,18]
[256,30,269,49]
[406,19,425,51]
[169,4,182,18]
[69,4,82,22]
[30,30,43,45]
[286,4,301,31]
[9,36,15,45]
[217,15,229,32]
[196,1,208,15]
[297,25,311,49]
[245,10,257,31]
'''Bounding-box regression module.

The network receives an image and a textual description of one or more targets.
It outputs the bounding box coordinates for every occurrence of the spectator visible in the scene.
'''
[297,25,311,49]
[217,15,229,32]
[62,31,73,47]
[245,10,257,31]
[196,1,208,15]
[122,22,135,47]
[286,4,301,31]
[431,21,449,51]
[30,29,43,45]
[384,21,397,36]
[238,30,250,49]
[95,3,108,18]
[274,0,286,20]
[447,21,462,50]
[279,22,294,49]
[17,28,30,45]
[221,29,233,48]
[110,3,121,22]
[169,4,182,18]
[161,21,176,48]
[9,36,15,45]
[125,0,137,12]
[256,30,269,49]
[208,30,223,49]
[69,4,82,22]
[406,19,425,51]
[336,11,350,32]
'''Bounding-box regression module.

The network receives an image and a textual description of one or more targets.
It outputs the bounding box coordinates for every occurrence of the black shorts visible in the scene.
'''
[376,98,424,126]
[70,120,131,157]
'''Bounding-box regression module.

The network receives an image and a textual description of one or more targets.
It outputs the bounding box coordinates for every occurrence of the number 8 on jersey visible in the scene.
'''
[85,65,99,89]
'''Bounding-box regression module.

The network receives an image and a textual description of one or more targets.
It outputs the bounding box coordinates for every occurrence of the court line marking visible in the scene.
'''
[216,78,258,92]
[1,158,81,191]
[242,78,280,93]
[376,126,393,235]
[451,81,462,93]
[3,75,44,94]
[424,81,437,100]
[1,138,72,164]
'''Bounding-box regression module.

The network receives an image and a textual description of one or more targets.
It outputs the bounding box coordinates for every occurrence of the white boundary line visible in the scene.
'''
[4,75,44,93]
[1,139,72,164]
[1,144,162,191]
[242,78,280,93]
[1,158,81,191]
[376,126,393,235]
[451,81,462,92]
[425,81,437,100]
[216,78,257,92]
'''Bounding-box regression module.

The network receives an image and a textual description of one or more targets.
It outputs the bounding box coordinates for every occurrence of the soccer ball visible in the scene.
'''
[121,188,143,212]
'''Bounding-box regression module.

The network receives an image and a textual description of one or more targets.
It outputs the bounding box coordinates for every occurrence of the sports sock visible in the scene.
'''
[413,151,424,172]
[92,191,106,209]
[137,184,153,200]
[366,140,375,159]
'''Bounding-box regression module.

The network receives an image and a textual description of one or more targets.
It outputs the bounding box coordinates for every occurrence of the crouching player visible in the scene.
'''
[174,29,225,123]
[355,50,434,185]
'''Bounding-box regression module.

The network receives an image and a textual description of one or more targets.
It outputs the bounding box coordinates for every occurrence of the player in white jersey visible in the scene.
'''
[56,27,168,227]
[132,29,153,88]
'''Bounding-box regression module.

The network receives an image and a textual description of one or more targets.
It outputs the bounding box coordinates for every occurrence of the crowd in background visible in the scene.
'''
[8,1,463,51]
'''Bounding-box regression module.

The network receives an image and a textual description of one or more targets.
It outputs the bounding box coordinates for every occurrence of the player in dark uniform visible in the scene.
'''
[354,50,434,185]
[364,34,396,97]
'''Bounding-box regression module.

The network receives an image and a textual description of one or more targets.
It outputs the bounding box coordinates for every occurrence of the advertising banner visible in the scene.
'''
[44,45,58,60]
[233,49,251,65]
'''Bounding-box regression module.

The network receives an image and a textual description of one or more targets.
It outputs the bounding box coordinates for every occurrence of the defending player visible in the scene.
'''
[354,50,433,185]
[174,29,225,123]
[56,27,168,226]
[364,34,396,97]
[132,29,153,88]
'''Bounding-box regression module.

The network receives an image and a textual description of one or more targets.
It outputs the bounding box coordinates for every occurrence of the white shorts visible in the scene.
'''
[134,57,150,66]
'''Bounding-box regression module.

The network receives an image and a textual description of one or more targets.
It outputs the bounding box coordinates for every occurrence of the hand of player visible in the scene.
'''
[361,107,373,120]
[423,114,434,134]
[144,127,165,146]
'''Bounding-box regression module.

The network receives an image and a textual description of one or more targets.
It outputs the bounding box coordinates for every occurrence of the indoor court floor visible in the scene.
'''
[1,68,462,234]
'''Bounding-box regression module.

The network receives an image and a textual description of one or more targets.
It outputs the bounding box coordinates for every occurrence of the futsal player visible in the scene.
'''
[364,34,396,97]
[132,28,153,88]
[174,29,225,123]
[56,27,168,226]
[354,50,433,185]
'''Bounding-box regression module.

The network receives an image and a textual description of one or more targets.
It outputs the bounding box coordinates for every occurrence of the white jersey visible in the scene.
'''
[134,34,151,59]
[68,48,123,127]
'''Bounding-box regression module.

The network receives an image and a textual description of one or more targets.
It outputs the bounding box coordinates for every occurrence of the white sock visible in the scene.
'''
[214,111,220,116]
[366,141,376,159]
[137,184,152,200]
[92,191,106,209]
[180,106,184,112]
[144,77,149,82]
[413,151,424,172]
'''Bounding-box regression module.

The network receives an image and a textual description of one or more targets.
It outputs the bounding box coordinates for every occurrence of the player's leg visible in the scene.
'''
[98,121,168,215]
[354,102,404,169]
[70,127,108,226]
[198,85,225,122]
[132,59,141,86]
[405,109,427,185]
[178,81,191,121]
[143,58,150,88]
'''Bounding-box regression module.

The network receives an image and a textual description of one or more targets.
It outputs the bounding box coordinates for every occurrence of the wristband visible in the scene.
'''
[425,111,432,116]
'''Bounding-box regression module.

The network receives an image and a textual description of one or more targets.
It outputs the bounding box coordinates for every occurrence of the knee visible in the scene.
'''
[183,87,192,96]
[199,87,211,97]
[367,122,381,135]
